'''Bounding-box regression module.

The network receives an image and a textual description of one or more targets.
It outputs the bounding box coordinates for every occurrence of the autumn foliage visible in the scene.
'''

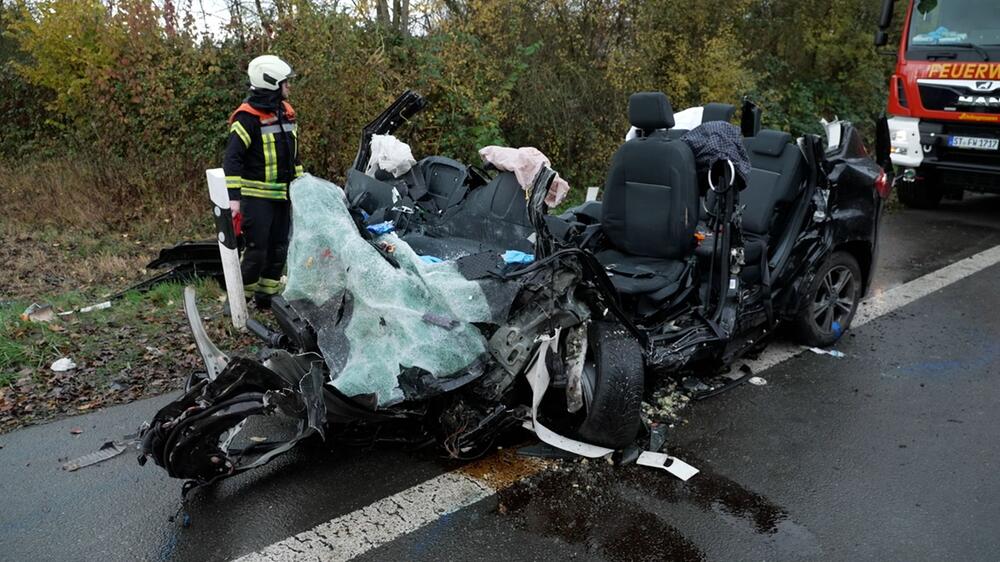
[1,0,894,230]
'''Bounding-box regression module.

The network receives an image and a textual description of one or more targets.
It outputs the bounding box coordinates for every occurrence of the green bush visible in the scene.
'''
[1,0,894,229]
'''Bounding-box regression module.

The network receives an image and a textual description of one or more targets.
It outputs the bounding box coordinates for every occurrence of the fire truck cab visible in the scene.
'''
[876,0,1000,208]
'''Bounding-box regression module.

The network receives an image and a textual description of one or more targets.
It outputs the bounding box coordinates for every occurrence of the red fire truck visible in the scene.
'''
[876,0,1000,208]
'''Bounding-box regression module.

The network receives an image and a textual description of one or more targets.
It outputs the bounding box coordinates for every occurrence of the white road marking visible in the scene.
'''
[853,244,1000,327]
[237,244,1000,562]
[236,472,492,562]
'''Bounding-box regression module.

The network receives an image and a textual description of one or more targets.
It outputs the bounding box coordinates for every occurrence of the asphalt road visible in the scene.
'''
[2,194,999,562]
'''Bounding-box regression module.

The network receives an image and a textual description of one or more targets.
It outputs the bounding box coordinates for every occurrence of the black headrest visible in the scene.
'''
[748,129,793,157]
[703,103,735,123]
[628,92,674,131]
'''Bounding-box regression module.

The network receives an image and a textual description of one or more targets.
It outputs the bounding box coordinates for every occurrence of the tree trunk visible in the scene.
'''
[376,0,390,27]
[396,0,409,36]
[253,0,271,34]
[229,0,245,45]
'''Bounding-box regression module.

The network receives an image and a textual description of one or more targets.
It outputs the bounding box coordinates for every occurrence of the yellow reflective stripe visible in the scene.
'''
[240,178,285,189]
[294,165,304,177]
[255,278,282,295]
[230,122,251,148]
[241,187,287,200]
[255,284,281,295]
[262,133,277,182]
[225,176,242,187]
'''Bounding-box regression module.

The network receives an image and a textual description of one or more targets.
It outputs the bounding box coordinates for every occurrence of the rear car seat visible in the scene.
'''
[403,171,536,259]
[560,102,738,223]
[697,129,806,281]
[413,156,469,213]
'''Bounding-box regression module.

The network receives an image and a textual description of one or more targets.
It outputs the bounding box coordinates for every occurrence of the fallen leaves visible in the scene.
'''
[1,291,259,434]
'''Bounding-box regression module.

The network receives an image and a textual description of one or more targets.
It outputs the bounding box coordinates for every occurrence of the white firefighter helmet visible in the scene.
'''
[247,55,294,91]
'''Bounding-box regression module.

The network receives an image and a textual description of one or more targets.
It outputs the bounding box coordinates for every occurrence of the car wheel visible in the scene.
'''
[897,176,942,209]
[793,252,862,347]
[576,320,644,449]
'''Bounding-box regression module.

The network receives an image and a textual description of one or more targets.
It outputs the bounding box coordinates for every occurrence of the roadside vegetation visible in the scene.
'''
[0,0,900,431]
[0,278,258,433]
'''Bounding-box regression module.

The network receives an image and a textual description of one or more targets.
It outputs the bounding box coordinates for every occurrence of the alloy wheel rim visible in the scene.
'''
[811,265,856,334]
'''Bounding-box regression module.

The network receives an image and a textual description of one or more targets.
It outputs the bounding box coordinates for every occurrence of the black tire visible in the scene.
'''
[897,176,942,209]
[792,251,862,347]
[576,321,644,449]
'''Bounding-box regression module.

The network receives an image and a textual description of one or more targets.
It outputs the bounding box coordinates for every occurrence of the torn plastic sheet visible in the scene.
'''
[523,331,614,459]
[502,250,534,265]
[283,175,495,407]
[366,221,395,235]
[636,451,700,481]
[63,439,133,471]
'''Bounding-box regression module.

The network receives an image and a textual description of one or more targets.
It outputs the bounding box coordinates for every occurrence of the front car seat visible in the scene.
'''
[598,92,700,305]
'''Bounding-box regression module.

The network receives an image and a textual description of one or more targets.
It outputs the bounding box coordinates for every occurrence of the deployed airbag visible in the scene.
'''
[479,146,571,207]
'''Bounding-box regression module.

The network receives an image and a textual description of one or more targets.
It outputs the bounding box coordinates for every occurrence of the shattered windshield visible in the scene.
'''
[907,0,1000,57]
[282,174,495,407]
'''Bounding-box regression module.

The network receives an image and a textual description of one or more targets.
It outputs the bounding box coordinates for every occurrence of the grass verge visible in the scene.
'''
[0,204,257,434]
[0,280,259,433]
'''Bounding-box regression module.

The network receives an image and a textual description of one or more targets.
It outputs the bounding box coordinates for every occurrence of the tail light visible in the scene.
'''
[874,169,892,199]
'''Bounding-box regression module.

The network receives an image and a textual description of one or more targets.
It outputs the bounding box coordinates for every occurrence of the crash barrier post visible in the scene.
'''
[206,168,248,329]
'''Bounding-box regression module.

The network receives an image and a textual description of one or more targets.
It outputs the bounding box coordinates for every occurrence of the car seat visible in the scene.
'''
[403,170,537,259]
[597,92,700,305]
[697,129,807,281]
[403,156,470,214]
[661,102,736,140]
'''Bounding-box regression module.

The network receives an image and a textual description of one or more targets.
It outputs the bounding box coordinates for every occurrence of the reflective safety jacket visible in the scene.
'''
[223,101,303,201]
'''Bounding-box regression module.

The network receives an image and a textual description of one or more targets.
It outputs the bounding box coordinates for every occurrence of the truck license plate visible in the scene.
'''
[948,136,1000,151]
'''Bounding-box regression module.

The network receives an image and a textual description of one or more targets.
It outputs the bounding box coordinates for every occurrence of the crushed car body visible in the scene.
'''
[138,90,891,490]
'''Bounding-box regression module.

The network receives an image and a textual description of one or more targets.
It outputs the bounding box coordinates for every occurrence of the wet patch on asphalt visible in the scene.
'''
[496,448,820,561]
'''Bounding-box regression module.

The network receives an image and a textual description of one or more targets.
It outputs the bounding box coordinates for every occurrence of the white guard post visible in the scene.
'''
[206,168,248,329]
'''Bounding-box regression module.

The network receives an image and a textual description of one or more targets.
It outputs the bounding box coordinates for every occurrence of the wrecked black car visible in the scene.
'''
[139,91,892,489]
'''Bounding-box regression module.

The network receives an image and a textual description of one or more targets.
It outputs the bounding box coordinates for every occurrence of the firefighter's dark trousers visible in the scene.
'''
[241,197,290,293]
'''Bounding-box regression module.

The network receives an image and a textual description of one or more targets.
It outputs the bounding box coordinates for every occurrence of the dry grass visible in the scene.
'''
[1,155,211,234]
[0,156,264,433]
[1,155,221,301]
[0,221,187,302]
[0,280,260,433]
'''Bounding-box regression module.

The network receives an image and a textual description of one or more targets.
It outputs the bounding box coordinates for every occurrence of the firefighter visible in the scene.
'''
[223,55,303,306]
